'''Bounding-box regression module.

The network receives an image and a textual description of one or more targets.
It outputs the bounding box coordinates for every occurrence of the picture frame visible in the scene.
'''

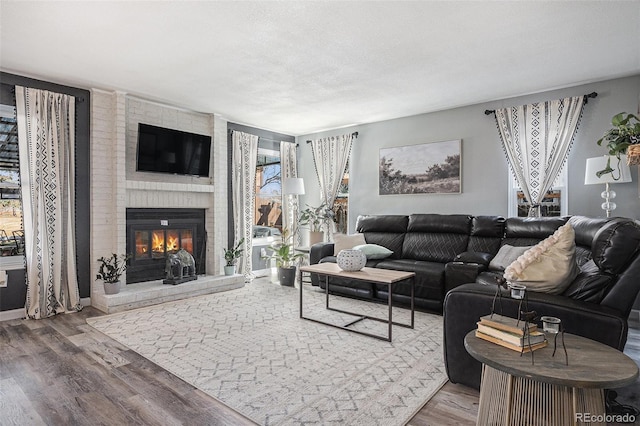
[379,139,461,195]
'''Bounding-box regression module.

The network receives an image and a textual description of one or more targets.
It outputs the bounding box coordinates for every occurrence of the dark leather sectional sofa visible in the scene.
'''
[309,213,640,389]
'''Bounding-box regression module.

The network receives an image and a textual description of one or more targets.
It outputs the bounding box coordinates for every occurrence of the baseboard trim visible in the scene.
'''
[0,308,24,321]
[0,297,92,322]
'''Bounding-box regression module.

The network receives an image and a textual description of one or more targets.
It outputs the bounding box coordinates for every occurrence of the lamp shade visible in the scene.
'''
[584,155,632,185]
[282,177,305,195]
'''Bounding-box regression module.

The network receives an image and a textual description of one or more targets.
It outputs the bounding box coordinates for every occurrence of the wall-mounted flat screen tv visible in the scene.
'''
[136,123,212,177]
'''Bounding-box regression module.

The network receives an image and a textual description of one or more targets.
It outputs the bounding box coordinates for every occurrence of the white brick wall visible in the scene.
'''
[90,89,119,301]
[90,91,228,310]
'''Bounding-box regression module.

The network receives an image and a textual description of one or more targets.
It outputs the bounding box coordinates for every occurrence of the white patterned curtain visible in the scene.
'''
[495,96,585,217]
[232,131,258,280]
[15,86,82,319]
[311,133,353,236]
[280,141,298,239]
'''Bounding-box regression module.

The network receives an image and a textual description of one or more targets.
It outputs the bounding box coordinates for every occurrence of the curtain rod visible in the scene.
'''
[306,131,359,144]
[227,129,295,144]
[10,87,86,103]
[484,92,598,115]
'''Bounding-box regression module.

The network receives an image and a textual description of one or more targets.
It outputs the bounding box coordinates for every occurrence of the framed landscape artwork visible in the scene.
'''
[379,139,461,195]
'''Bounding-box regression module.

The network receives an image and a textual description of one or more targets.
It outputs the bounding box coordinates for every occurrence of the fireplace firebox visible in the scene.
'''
[126,208,206,284]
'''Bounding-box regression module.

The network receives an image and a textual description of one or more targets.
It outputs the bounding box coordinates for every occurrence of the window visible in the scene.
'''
[333,158,349,234]
[254,147,282,233]
[508,166,567,217]
[252,146,282,273]
[0,104,24,262]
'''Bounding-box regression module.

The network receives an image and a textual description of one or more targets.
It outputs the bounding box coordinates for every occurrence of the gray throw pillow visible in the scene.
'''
[489,245,531,271]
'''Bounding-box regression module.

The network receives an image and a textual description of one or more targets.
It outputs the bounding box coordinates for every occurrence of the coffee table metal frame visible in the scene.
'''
[299,263,415,342]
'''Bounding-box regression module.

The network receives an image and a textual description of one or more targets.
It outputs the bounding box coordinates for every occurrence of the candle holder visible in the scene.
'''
[490,278,537,364]
[509,283,526,300]
[490,277,509,319]
[541,316,568,365]
[519,309,539,365]
[507,282,529,328]
[490,279,530,323]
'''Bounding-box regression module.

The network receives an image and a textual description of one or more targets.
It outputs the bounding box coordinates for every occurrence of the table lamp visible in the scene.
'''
[584,155,632,217]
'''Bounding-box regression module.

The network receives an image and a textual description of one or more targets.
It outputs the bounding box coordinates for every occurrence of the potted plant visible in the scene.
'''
[223,238,244,275]
[265,229,305,286]
[299,203,335,246]
[96,253,130,295]
[596,112,640,177]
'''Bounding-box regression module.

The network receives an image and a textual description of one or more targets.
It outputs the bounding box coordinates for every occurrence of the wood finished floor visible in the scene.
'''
[1,306,638,425]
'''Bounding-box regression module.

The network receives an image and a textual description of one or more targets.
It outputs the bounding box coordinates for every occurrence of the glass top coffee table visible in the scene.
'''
[299,263,415,342]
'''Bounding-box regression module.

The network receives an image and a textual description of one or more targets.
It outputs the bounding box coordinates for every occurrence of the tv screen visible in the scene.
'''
[136,123,211,177]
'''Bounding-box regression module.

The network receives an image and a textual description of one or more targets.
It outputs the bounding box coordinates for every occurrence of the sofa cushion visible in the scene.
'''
[374,259,446,301]
[353,243,393,260]
[562,260,615,303]
[476,271,503,286]
[488,245,532,271]
[504,216,568,239]
[471,216,506,237]
[504,223,579,294]
[333,233,366,256]
[591,219,640,275]
[407,214,471,233]
[403,232,469,263]
[354,215,409,259]
[356,215,409,233]
[569,216,612,266]
[467,216,506,255]
[402,215,470,262]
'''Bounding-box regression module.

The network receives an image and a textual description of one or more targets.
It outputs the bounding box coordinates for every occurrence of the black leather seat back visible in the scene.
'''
[402,214,471,262]
[568,216,611,266]
[591,219,640,275]
[501,216,568,247]
[355,215,408,259]
[466,216,505,255]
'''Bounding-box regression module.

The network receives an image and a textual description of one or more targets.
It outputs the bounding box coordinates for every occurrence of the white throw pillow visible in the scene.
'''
[333,233,367,256]
[504,223,579,294]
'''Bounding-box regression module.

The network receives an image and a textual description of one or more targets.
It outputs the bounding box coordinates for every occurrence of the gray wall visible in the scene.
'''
[297,75,640,232]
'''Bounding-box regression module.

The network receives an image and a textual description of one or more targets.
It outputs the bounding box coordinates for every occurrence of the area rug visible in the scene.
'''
[87,279,447,425]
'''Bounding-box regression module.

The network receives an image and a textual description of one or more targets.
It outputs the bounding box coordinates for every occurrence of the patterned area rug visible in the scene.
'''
[87,279,447,425]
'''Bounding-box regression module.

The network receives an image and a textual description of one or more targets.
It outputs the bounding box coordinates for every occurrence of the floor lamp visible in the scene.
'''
[584,155,632,217]
[282,177,305,249]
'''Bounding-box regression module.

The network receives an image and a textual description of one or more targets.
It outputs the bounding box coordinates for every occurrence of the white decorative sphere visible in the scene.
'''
[336,249,367,271]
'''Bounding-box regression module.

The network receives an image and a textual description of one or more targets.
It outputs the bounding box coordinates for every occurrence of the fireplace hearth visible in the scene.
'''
[126,208,206,284]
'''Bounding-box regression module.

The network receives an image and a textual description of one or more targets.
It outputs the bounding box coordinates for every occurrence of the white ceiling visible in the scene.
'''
[2,1,639,136]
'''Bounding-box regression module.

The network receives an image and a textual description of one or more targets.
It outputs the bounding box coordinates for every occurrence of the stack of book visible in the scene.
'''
[475,314,548,353]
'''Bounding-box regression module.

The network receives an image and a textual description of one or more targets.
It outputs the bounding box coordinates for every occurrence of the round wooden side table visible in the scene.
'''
[464,330,638,425]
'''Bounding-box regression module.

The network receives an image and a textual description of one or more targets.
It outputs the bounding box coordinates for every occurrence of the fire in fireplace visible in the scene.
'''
[135,229,193,259]
[126,208,206,284]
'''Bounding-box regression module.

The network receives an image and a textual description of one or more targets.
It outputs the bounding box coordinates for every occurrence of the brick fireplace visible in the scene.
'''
[90,91,242,313]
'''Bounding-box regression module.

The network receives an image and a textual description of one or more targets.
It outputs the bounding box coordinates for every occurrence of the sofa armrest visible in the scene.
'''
[309,242,335,287]
[453,251,493,266]
[310,242,334,265]
[443,283,628,390]
[444,262,487,294]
